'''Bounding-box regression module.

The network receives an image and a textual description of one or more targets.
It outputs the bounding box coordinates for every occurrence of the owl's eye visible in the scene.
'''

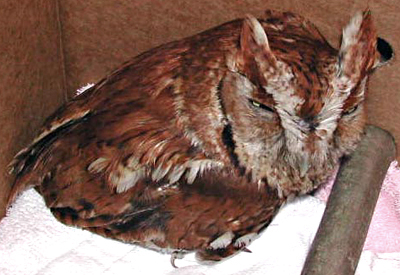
[248,99,274,113]
[343,104,359,116]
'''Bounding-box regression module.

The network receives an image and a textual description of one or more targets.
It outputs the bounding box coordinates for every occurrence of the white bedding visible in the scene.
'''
[1,187,399,275]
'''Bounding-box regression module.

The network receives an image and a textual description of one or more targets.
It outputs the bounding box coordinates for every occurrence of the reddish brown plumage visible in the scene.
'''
[7,9,391,265]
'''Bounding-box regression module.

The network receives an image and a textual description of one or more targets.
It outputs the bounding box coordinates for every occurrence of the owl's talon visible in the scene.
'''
[170,251,185,268]
[242,247,252,253]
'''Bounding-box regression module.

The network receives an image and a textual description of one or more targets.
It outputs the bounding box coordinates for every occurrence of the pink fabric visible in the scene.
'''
[315,161,400,253]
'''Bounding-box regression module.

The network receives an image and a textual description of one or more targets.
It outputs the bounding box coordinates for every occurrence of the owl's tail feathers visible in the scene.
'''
[6,147,43,208]
[6,125,58,208]
[6,107,91,209]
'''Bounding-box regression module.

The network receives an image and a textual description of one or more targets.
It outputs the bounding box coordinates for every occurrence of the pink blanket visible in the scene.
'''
[315,161,400,253]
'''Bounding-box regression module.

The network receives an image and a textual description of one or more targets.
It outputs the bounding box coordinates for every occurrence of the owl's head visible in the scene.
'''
[221,11,393,195]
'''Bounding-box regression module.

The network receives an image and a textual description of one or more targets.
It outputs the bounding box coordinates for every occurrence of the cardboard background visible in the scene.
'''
[0,1,66,218]
[1,0,398,217]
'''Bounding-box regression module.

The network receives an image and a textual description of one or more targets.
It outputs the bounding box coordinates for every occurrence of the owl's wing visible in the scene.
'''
[7,88,222,232]
[8,22,242,230]
[8,71,223,218]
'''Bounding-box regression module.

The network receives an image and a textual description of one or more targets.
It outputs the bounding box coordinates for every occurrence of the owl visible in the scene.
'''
[7,10,392,266]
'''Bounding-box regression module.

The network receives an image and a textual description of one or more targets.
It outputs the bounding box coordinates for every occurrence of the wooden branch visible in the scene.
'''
[301,125,396,275]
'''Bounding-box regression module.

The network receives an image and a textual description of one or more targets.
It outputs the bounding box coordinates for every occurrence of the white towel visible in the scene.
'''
[1,187,399,275]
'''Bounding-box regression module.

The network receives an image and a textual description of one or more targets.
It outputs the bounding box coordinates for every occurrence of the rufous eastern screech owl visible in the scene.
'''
[7,9,393,266]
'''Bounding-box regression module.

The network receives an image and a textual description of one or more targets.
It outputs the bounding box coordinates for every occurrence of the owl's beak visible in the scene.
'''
[299,155,310,178]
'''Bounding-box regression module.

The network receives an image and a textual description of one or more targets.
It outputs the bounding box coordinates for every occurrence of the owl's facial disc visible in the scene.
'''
[223,11,391,191]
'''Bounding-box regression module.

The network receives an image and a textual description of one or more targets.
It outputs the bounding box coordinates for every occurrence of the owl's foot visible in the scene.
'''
[170,250,185,268]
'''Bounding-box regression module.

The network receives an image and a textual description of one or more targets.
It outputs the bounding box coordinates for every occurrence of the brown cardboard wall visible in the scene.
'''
[1,0,398,216]
[0,0,66,218]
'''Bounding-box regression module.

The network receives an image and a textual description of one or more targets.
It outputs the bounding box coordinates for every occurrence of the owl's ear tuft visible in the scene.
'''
[240,15,277,72]
[338,10,378,80]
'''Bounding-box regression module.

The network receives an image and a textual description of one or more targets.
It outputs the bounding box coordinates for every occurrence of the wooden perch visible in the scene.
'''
[301,125,396,275]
